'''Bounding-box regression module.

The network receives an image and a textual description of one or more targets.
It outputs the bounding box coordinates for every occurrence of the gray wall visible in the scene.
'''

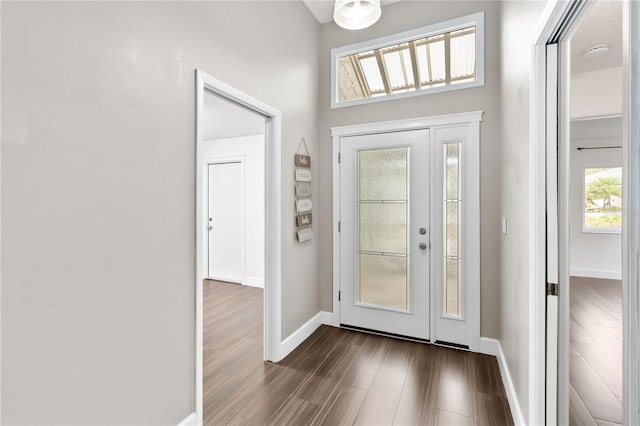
[499,1,546,421]
[1,1,320,424]
[318,0,502,339]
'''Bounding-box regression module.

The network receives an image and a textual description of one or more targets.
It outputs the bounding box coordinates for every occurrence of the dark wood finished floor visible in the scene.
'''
[569,276,622,426]
[204,279,513,425]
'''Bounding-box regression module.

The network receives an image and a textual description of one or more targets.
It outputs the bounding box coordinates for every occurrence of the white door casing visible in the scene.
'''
[195,69,283,425]
[207,161,245,283]
[332,112,482,351]
[339,129,430,340]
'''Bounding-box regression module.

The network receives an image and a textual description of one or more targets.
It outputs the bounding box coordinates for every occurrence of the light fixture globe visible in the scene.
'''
[334,0,381,30]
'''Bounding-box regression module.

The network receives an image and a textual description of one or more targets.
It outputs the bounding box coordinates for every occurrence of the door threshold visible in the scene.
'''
[433,340,470,350]
[340,324,430,344]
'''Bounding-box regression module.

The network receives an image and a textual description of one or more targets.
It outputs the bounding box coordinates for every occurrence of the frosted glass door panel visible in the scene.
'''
[446,203,460,258]
[443,142,462,317]
[358,147,409,310]
[358,148,407,201]
[446,143,460,199]
[359,203,407,254]
[359,254,408,309]
[445,259,461,315]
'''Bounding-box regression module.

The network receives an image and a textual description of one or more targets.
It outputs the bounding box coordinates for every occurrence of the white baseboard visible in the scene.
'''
[479,337,525,426]
[207,275,242,285]
[177,412,196,426]
[570,268,621,280]
[321,310,338,326]
[479,336,500,357]
[243,276,264,288]
[278,311,323,361]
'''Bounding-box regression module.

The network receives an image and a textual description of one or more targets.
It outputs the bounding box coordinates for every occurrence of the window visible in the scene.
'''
[331,12,484,108]
[584,167,622,233]
[443,142,462,317]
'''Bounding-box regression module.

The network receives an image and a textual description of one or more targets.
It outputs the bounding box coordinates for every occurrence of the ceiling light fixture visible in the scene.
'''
[334,0,381,30]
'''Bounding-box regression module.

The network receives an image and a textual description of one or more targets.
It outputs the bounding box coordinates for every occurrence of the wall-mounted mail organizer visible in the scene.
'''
[295,138,313,243]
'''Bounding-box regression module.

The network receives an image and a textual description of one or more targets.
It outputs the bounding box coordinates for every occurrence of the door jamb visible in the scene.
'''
[621,2,640,424]
[195,70,282,425]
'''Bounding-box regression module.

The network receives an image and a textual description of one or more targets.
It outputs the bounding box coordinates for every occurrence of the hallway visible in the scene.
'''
[203,280,513,425]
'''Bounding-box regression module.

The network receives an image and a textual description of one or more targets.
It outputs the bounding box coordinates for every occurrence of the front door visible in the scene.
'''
[339,129,430,340]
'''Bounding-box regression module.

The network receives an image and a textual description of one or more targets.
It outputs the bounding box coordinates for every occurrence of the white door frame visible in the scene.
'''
[331,111,482,351]
[195,70,282,425]
[203,156,246,283]
[529,2,640,424]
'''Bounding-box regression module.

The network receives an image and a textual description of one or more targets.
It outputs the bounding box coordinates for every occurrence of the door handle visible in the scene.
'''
[419,242,427,250]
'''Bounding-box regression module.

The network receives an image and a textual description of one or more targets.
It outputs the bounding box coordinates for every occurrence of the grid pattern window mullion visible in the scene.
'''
[336,23,479,104]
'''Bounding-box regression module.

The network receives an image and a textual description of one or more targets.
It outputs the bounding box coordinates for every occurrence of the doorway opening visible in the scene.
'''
[567,3,623,424]
[195,70,282,425]
[530,1,638,425]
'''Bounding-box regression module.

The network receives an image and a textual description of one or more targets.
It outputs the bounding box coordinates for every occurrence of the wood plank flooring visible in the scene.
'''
[569,276,622,426]
[204,279,513,425]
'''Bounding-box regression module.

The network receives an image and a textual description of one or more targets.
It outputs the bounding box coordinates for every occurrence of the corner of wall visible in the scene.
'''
[277,312,322,362]
[480,337,526,425]
[177,412,197,426]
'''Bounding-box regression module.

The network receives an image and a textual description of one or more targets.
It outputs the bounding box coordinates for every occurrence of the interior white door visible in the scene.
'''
[208,162,244,283]
[339,129,430,340]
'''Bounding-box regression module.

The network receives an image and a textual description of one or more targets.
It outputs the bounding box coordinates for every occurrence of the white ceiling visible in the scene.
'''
[302,0,401,25]
[570,0,622,74]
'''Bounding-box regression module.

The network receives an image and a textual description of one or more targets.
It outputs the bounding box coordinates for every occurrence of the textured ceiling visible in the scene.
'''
[571,0,622,74]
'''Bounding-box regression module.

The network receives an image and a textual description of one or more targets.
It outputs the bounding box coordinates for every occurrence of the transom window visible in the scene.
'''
[331,12,484,108]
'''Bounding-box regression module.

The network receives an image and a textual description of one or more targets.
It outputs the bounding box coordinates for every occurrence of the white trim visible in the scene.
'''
[0,3,3,421]
[331,111,484,137]
[331,12,485,109]
[195,70,282,426]
[479,336,499,357]
[321,310,337,326]
[278,312,323,361]
[177,412,197,426]
[622,2,640,424]
[570,268,622,281]
[529,2,577,424]
[479,338,525,426]
[243,276,264,288]
[332,129,341,328]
